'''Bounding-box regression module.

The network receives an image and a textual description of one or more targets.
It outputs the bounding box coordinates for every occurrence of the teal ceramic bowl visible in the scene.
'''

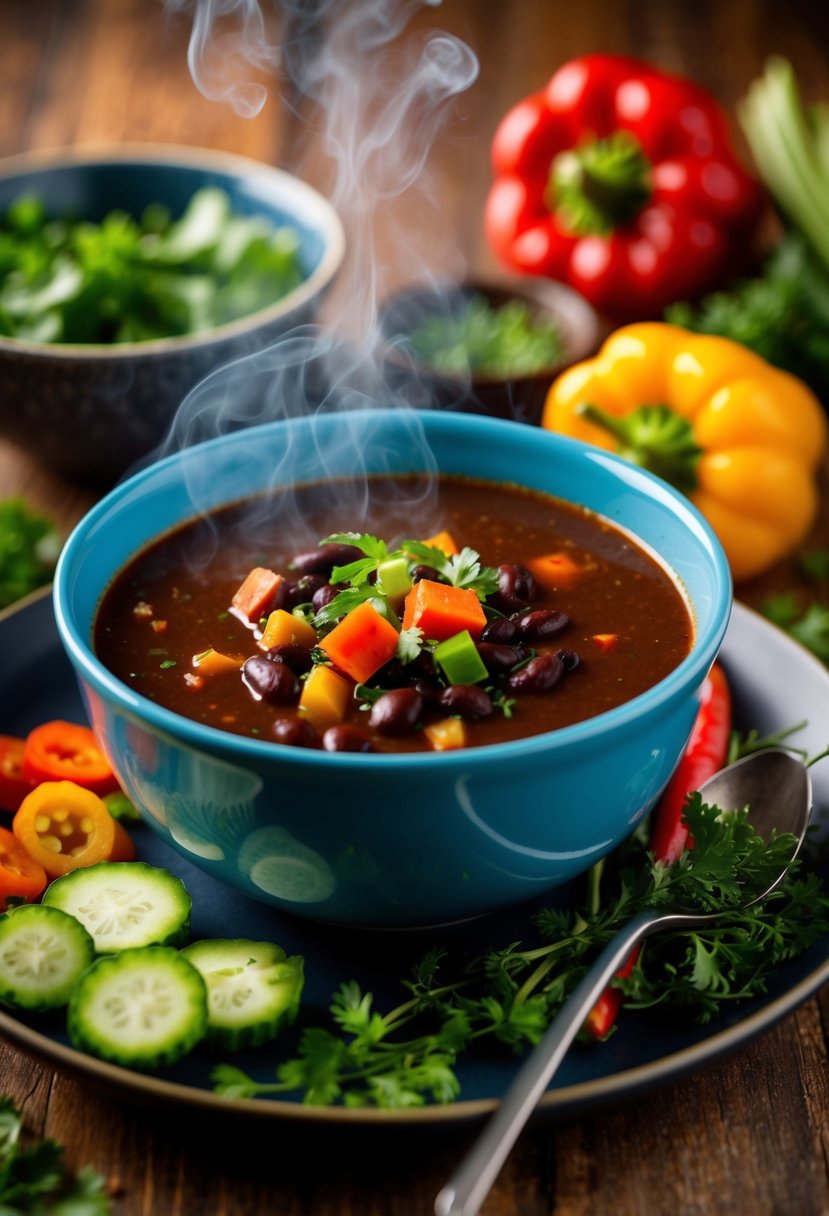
[0,144,344,482]
[53,409,732,928]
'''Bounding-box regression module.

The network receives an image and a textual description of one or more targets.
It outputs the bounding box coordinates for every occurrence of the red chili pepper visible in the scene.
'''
[21,720,120,798]
[0,735,33,814]
[484,55,763,321]
[585,662,732,1039]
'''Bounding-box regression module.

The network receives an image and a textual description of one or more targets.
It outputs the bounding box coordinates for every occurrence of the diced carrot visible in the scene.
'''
[526,552,582,592]
[423,718,467,751]
[192,648,245,676]
[319,601,400,684]
[299,665,353,730]
[231,568,284,624]
[259,609,317,651]
[592,633,618,652]
[401,580,486,643]
[423,529,458,557]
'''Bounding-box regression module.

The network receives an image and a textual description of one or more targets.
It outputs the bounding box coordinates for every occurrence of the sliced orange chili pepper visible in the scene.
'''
[22,721,120,797]
[13,781,116,877]
[0,735,33,814]
[0,824,48,909]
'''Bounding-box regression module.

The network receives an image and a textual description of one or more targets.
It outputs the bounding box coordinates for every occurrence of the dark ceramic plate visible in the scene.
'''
[1,589,828,1127]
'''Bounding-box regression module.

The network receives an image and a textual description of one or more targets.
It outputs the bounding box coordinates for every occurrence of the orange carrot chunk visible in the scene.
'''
[422,529,459,557]
[319,601,400,684]
[231,568,284,624]
[258,609,317,651]
[526,552,582,592]
[423,718,467,751]
[401,580,486,643]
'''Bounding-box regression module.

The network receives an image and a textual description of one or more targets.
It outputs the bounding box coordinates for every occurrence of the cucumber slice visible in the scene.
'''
[68,946,207,1069]
[43,862,191,953]
[181,938,304,1052]
[0,904,95,1011]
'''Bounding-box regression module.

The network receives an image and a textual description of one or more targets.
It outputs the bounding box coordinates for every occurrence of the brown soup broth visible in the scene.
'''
[93,475,694,752]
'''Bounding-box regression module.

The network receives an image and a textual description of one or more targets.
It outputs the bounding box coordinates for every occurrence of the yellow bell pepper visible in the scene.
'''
[542,323,828,582]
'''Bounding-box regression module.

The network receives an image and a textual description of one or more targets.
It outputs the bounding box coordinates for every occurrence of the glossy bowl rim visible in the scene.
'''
[54,409,733,770]
[0,142,346,358]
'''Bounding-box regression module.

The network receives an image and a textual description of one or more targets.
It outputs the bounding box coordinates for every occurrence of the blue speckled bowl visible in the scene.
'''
[53,409,732,928]
[0,144,344,482]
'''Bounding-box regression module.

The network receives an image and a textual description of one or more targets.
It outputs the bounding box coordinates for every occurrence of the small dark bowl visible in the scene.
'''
[0,144,345,483]
[378,277,601,426]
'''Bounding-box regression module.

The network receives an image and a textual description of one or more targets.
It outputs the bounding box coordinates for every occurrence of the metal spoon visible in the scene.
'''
[435,748,812,1216]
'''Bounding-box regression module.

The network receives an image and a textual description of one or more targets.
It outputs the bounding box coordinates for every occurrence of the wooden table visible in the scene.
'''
[3,2,829,1212]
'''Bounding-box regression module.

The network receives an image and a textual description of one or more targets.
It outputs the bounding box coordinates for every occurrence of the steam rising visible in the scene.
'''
[158,0,480,521]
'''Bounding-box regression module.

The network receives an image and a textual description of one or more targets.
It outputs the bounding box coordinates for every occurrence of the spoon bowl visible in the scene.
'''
[436,748,813,1216]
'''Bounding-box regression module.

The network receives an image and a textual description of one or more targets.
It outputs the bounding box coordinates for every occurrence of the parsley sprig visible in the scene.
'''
[212,793,829,1108]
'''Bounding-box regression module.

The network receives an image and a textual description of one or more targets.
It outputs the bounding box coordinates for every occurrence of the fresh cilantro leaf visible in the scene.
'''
[0,187,303,344]
[763,597,829,663]
[396,626,423,664]
[0,499,60,609]
[314,588,390,629]
[0,1097,112,1213]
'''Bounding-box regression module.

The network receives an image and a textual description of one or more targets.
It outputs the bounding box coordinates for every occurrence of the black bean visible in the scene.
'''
[507,652,564,694]
[312,582,342,613]
[242,655,300,704]
[368,688,423,735]
[438,685,493,718]
[291,543,362,577]
[411,677,443,704]
[272,717,320,748]
[292,573,327,605]
[476,642,525,674]
[322,724,375,753]
[410,564,440,584]
[515,609,570,641]
[555,647,580,672]
[481,617,518,644]
[489,563,536,613]
[266,643,314,675]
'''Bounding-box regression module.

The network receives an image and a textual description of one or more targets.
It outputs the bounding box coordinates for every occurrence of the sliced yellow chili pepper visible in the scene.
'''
[13,781,116,877]
[543,323,828,581]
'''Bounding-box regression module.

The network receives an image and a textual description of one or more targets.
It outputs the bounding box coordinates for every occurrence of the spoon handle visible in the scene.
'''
[434,907,670,1216]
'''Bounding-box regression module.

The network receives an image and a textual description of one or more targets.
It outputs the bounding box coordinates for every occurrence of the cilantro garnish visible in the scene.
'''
[212,793,829,1106]
[0,498,60,609]
[0,1096,112,1213]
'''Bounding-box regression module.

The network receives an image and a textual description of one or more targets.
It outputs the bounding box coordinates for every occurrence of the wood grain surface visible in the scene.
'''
[3,2,829,1213]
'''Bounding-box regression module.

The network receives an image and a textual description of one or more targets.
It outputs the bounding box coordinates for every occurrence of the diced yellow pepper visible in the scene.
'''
[298,665,352,730]
[259,608,317,651]
[191,648,244,676]
[423,718,467,751]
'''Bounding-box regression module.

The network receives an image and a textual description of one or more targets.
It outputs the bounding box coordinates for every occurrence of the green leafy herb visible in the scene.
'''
[396,626,424,664]
[313,533,499,629]
[0,499,60,609]
[762,594,829,664]
[666,233,829,404]
[406,293,563,378]
[0,187,303,344]
[0,1096,112,1214]
[212,795,829,1107]
[401,541,499,601]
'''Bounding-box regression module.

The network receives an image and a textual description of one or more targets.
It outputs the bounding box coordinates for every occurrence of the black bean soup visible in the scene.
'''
[94,475,693,753]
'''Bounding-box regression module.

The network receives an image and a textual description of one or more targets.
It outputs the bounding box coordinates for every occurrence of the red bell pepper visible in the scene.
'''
[585,662,732,1039]
[484,54,763,321]
[0,735,32,814]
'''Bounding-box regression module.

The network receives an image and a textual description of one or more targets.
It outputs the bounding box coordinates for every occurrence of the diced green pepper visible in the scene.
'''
[433,630,488,685]
[377,556,412,603]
